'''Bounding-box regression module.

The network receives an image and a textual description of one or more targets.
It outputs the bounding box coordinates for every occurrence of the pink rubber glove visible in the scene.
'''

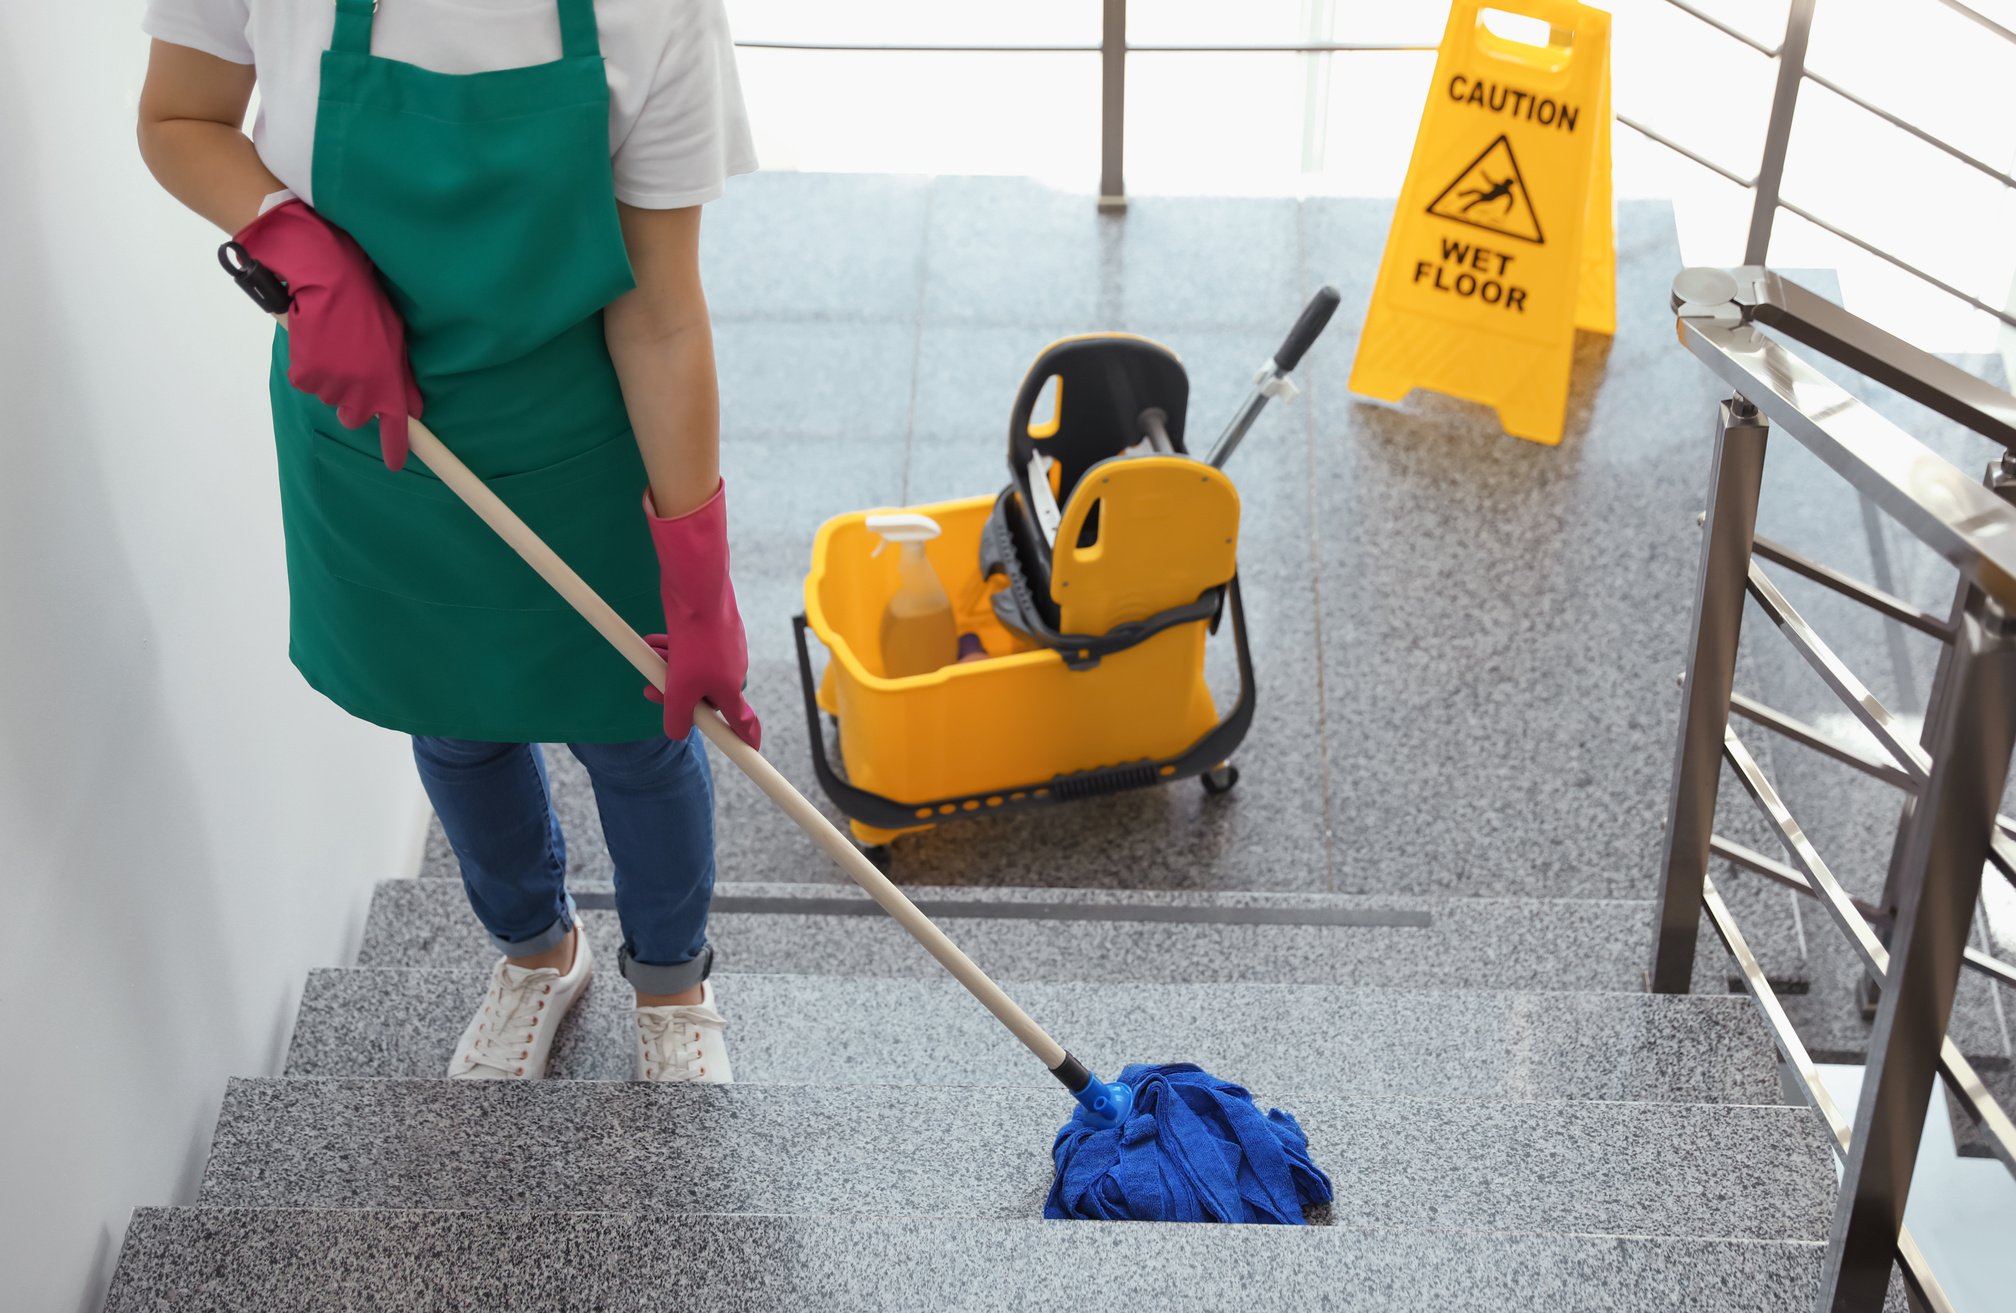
[234,199,423,470]
[642,480,762,750]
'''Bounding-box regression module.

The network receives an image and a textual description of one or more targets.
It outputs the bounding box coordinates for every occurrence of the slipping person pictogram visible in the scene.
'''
[1426,135,1544,244]
[1459,173,1518,215]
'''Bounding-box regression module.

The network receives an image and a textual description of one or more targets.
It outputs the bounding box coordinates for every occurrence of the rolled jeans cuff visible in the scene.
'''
[486,890,578,959]
[619,942,715,995]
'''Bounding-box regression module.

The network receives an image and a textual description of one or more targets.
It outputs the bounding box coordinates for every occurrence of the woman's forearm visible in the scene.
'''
[605,203,722,520]
[137,40,279,234]
[609,321,724,520]
[138,117,281,233]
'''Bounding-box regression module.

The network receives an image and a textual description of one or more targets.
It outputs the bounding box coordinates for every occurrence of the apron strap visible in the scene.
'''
[556,0,601,59]
[330,0,376,55]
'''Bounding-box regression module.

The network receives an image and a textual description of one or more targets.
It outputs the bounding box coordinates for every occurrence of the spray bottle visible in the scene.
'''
[867,512,957,678]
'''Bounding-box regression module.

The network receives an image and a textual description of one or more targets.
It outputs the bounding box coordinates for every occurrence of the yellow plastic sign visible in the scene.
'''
[1348,0,1614,445]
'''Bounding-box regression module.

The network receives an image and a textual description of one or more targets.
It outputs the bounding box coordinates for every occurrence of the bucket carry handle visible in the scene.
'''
[791,572,1256,834]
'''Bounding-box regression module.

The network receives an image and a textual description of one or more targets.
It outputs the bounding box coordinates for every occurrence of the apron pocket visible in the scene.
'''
[309,430,657,613]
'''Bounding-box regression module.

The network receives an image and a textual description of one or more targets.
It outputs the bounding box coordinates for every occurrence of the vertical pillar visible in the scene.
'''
[1744,0,1816,266]
[1820,594,2016,1311]
[1648,396,1769,993]
[1099,0,1127,210]
[1876,453,2016,923]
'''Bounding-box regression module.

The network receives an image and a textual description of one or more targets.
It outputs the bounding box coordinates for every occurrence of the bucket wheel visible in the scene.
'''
[1200,763,1240,796]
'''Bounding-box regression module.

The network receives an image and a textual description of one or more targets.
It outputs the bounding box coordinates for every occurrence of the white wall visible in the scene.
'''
[0,13,425,1312]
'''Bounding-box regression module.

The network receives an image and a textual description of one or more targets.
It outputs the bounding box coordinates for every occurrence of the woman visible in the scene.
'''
[136,0,761,1083]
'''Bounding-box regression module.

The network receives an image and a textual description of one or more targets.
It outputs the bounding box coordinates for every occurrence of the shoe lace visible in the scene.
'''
[459,964,560,1079]
[636,1007,719,1081]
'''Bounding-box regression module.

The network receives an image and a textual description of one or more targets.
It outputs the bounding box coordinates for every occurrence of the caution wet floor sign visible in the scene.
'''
[1348,0,1614,446]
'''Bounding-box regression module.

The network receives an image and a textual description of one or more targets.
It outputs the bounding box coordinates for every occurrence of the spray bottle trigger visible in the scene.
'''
[866,512,944,559]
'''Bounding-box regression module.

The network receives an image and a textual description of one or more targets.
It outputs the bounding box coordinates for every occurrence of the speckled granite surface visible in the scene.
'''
[1301,199,1703,904]
[198,1078,1834,1241]
[113,180,1909,1313]
[357,876,1669,991]
[110,1209,1904,1313]
[287,967,1784,1104]
[401,196,1798,911]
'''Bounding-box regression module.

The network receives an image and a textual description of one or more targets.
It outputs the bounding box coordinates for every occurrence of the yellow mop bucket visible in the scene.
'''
[794,291,1337,847]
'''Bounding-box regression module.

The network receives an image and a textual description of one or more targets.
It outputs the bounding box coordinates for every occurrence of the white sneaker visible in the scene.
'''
[448,930,592,1080]
[634,980,732,1084]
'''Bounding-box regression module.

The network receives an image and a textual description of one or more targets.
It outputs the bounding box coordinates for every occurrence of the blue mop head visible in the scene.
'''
[1045,1063,1334,1223]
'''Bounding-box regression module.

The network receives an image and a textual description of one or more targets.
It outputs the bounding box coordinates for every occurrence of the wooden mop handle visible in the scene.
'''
[403,417,1071,1072]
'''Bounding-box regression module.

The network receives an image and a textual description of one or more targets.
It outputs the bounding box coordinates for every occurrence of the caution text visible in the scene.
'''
[1448,75,1579,132]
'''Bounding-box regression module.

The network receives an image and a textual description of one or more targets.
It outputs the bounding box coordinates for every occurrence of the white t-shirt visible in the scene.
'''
[141,0,757,210]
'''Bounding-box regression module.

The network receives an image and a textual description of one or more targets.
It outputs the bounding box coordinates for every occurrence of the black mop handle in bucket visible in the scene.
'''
[1202,285,1341,469]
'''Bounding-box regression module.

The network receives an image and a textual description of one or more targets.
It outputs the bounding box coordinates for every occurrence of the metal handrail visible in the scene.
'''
[1676,335,2016,601]
[1656,268,2016,1310]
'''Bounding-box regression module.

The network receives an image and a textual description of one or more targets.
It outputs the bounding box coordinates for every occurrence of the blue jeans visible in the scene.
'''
[411,731,717,994]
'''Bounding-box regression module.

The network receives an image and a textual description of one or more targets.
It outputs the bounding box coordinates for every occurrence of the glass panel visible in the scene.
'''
[725,0,1095,48]
[737,49,1100,182]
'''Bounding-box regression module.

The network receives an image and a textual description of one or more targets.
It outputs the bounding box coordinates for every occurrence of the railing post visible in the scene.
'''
[1875,452,2016,926]
[1099,0,1127,210]
[1744,0,1816,266]
[1648,396,1769,993]
[1818,592,2016,1311]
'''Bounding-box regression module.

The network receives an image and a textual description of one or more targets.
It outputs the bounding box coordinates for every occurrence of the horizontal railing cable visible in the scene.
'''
[1707,832,2016,988]
[1701,873,1959,1312]
[734,40,1094,52]
[1722,728,2016,1173]
[1615,115,1757,187]
[1937,0,2016,46]
[1654,0,1780,56]
[1799,67,2016,191]
[732,39,1436,54]
[1746,564,1934,783]
[1709,832,1815,894]
[1750,536,1956,640]
[1729,693,1918,789]
[1775,195,2016,333]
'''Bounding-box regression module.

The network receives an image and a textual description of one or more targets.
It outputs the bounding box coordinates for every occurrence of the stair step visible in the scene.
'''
[289,967,1784,1105]
[110,1208,1891,1313]
[197,1079,1834,1242]
[359,878,1668,991]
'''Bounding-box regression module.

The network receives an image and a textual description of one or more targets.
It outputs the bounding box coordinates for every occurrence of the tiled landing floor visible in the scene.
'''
[431,177,1730,903]
[413,173,2012,1069]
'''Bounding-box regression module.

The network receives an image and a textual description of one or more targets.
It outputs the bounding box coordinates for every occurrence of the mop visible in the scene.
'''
[401,415,1334,1225]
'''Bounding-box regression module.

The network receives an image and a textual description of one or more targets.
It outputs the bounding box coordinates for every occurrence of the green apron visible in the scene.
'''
[270,0,664,742]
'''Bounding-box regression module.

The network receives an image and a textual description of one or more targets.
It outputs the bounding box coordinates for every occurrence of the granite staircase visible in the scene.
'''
[97,190,1938,1309]
[103,867,1879,1311]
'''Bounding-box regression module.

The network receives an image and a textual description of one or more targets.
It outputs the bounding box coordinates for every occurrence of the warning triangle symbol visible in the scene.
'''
[1425,135,1544,245]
